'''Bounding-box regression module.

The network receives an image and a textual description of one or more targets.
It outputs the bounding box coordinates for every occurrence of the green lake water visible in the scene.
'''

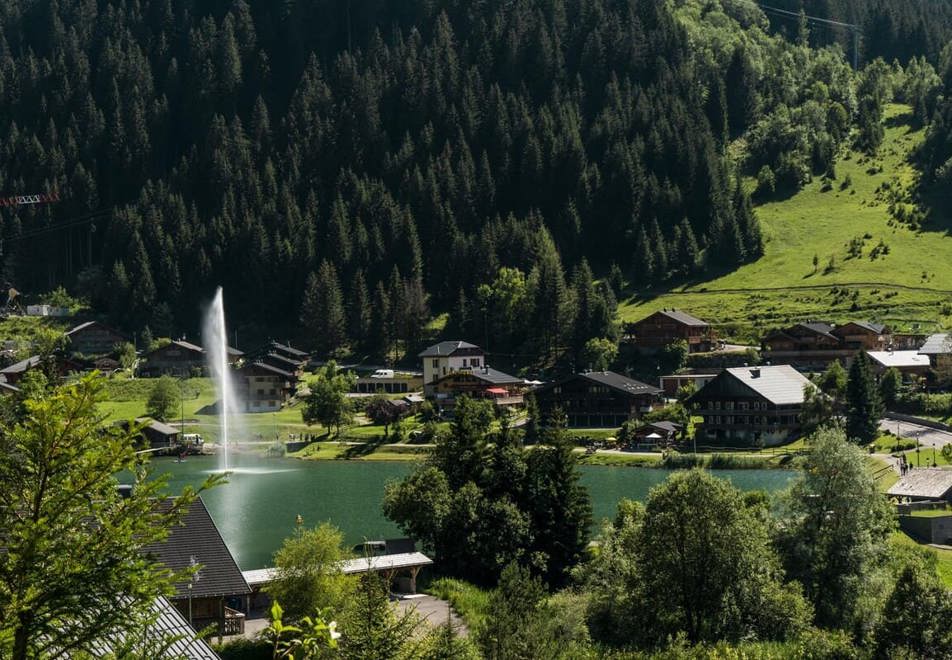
[150,454,796,570]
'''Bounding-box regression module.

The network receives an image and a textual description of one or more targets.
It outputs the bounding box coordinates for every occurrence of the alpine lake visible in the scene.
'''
[149,453,796,570]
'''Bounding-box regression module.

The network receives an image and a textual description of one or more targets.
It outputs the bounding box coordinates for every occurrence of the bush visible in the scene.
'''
[214,638,271,660]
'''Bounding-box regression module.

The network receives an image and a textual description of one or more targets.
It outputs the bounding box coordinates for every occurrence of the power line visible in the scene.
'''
[1,208,110,243]
[757,3,861,69]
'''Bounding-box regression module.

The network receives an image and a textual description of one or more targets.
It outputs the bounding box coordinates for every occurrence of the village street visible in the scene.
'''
[880,417,952,451]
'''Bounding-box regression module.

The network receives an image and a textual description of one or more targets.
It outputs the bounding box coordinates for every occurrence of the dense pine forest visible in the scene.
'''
[0,0,946,360]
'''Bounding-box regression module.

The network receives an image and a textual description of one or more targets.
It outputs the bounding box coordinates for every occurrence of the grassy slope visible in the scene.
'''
[620,104,952,341]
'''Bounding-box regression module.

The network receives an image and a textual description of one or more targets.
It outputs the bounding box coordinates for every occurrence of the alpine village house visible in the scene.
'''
[534,371,664,427]
[688,365,817,446]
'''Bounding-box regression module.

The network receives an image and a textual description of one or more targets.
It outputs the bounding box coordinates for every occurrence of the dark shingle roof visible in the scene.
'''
[656,309,708,327]
[434,366,521,386]
[848,321,887,334]
[135,418,180,437]
[579,371,662,395]
[263,352,300,368]
[143,498,251,599]
[418,340,481,358]
[270,341,308,358]
[800,322,836,339]
[243,361,296,379]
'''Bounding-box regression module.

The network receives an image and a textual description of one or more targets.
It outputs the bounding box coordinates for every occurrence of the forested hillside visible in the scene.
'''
[766,0,952,65]
[0,0,923,360]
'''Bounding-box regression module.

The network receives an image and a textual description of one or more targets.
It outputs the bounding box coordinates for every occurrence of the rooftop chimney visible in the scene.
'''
[750,368,761,378]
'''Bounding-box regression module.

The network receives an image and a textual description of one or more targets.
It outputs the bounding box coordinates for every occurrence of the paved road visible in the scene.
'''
[880,417,952,451]
[396,595,466,634]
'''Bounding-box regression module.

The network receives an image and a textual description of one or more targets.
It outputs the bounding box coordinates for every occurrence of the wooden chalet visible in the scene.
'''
[624,309,713,354]
[65,320,128,356]
[237,361,298,412]
[0,354,82,384]
[920,333,952,377]
[430,366,524,413]
[269,341,309,366]
[534,371,663,428]
[139,418,181,454]
[143,497,252,636]
[142,340,243,377]
[629,420,683,446]
[260,351,304,376]
[762,320,891,369]
[688,365,816,446]
[831,321,890,351]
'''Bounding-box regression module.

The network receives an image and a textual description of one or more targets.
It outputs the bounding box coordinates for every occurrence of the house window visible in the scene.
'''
[554,386,562,394]
[739,401,749,411]
[432,359,439,368]
[462,359,468,367]
[714,401,721,410]
[472,358,480,367]
[752,401,761,410]
[725,401,734,411]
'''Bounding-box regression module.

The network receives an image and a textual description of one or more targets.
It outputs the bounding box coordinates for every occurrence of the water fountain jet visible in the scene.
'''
[203,287,239,472]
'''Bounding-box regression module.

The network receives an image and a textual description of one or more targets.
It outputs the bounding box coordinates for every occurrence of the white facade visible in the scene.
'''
[423,353,484,385]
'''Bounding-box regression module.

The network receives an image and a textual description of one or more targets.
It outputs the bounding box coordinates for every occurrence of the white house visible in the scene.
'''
[418,340,485,386]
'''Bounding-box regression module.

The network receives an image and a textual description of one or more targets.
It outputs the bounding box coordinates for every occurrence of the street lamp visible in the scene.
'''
[916,431,921,468]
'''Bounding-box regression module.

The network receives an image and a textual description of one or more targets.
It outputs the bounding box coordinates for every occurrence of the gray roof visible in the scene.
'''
[435,366,521,385]
[800,322,837,340]
[81,596,219,659]
[887,468,952,500]
[142,497,251,600]
[418,340,482,358]
[920,333,952,356]
[579,371,663,396]
[242,552,434,587]
[135,418,180,437]
[0,355,41,374]
[723,365,815,405]
[243,361,296,379]
[654,309,708,327]
[843,321,887,334]
[867,350,930,369]
[640,421,682,433]
[270,341,308,358]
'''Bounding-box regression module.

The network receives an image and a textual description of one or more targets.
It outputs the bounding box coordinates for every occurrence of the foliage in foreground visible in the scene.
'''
[0,375,219,659]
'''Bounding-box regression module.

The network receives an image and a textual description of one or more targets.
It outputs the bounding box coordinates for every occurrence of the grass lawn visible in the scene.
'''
[891,531,952,588]
[290,441,428,462]
[868,456,900,491]
[576,451,662,467]
[618,104,952,342]
[872,434,917,453]
[908,508,952,518]
[425,578,491,630]
[901,447,950,468]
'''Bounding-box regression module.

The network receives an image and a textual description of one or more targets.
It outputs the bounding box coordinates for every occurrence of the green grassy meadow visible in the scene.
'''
[619,104,952,342]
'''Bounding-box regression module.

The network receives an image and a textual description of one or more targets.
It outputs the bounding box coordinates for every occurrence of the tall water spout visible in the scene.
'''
[203,287,238,471]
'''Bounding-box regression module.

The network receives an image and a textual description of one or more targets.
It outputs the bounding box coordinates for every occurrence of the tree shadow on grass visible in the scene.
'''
[337,434,388,458]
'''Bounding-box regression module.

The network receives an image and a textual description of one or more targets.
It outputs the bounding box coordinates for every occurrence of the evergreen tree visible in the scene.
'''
[300,261,347,357]
[348,270,372,351]
[846,352,883,444]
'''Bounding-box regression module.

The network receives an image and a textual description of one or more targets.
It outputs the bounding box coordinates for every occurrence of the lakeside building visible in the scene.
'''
[143,497,252,637]
[236,361,298,412]
[430,366,526,414]
[533,371,664,428]
[623,309,714,354]
[418,340,485,388]
[688,365,816,446]
[65,320,128,356]
[354,369,424,394]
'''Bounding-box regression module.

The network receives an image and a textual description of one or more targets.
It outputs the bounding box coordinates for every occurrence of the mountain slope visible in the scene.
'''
[620,103,952,341]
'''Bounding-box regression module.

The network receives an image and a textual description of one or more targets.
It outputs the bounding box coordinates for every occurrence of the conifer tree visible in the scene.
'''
[845,352,883,444]
[300,261,347,357]
[348,270,372,351]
